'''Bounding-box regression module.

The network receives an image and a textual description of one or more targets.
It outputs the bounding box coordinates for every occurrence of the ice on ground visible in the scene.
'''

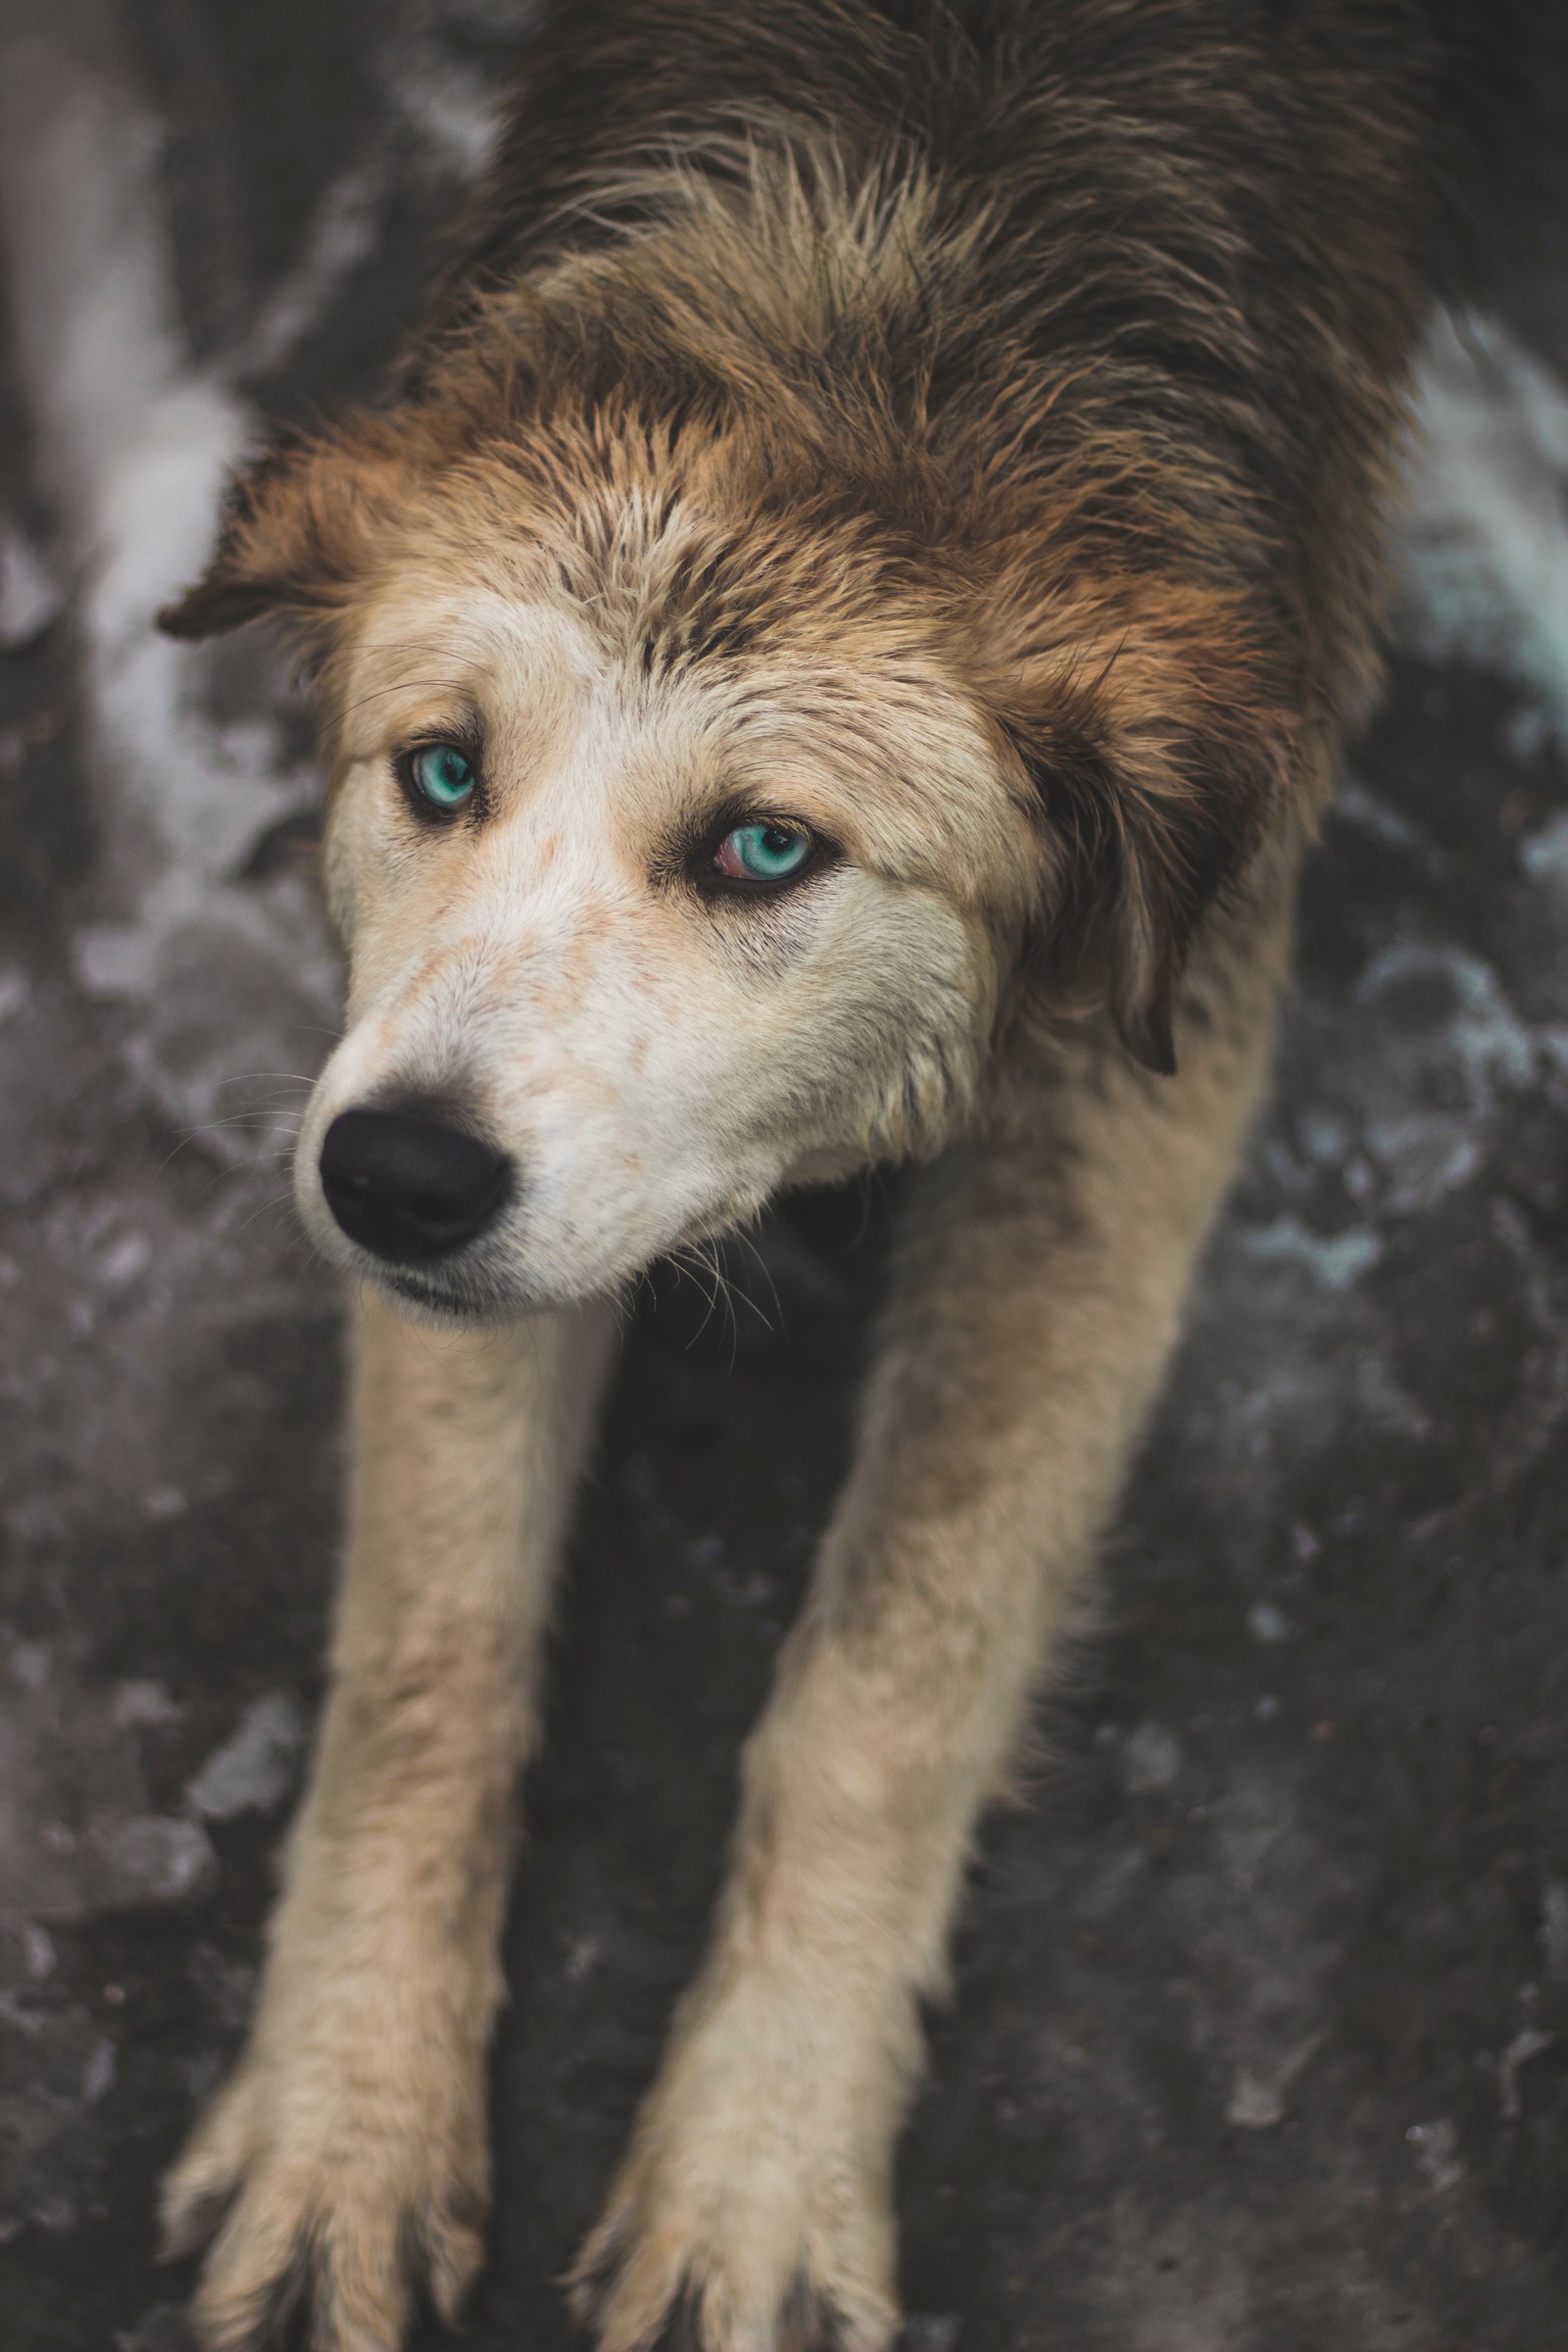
[377,34,508,182]
[1240,1216,1382,1292]
[0,1628,213,1921]
[1355,943,1536,1098]
[1542,1881,1568,1984]
[1399,309,1568,739]
[86,1815,214,1907]
[110,1679,180,1731]
[185,1692,305,1822]
[0,518,63,648]
[1122,1723,1182,1793]
[1405,2118,1465,2193]
[1498,2026,1556,2121]
[1521,808,1568,892]
[240,159,392,379]
[0,26,340,1152]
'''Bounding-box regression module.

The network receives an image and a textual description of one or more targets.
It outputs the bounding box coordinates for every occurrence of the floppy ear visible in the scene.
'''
[995,588,1294,1074]
[158,416,417,648]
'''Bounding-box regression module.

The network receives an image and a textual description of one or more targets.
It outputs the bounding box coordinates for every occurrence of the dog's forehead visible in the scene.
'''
[338,578,762,818]
[340,584,604,742]
[340,549,941,760]
[330,509,1019,886]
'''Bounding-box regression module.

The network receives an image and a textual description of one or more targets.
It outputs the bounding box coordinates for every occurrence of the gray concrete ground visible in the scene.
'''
[2,5,1568,2347]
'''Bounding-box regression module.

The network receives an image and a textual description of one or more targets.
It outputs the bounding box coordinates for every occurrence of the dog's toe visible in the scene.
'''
[188,2170,322,2352]
[161,2052,490,2351]
[160,2071,258,2262]
[568,2140,897,2352]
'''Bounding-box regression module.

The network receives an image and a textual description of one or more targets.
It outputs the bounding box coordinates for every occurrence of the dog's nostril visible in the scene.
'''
[318,1105,512,1265]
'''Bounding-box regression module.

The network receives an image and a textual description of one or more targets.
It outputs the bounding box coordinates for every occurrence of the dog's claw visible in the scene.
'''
[566,2020,901,2352]
[159,2074,254,2262]
[161,2053,488,2352]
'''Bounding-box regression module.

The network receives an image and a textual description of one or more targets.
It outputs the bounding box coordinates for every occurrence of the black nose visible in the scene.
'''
[318,1105,511,1264]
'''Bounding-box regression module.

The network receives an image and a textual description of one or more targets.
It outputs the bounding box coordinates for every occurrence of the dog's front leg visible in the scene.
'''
[572,954,1282,2351]
[164,1288,615,2352]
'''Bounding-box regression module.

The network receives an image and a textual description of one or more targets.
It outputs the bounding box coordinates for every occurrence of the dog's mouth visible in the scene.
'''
[352,1237,565,1324]
[375,1262,515,1321]
[298,1059,794,1321]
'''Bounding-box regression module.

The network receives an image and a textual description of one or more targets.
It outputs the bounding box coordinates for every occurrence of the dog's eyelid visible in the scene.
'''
[698,794,834,849]
[391,712,485,763]
[678,808,845,903]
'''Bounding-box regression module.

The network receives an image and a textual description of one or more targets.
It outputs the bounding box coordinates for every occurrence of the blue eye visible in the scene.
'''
[409,743,476,811]
[713,821,812,885]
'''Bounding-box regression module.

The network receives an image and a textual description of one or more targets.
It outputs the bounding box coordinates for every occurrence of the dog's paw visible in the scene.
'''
[567,1987,903,2352]
[161,2043,489,2351]
[568,2140,898,2352]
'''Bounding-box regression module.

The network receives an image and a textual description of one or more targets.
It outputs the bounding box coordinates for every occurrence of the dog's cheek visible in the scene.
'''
[321,820,359,949]
[320,770,383,953]
[740,890,989,1177]
[864,894,992,1133]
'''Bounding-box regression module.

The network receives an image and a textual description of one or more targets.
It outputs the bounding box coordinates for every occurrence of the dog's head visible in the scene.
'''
[164,294,1293,1319]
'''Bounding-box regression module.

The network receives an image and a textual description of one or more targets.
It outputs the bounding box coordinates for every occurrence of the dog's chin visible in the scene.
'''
[369,1264,534,1327]
[304,1228,572,1325]
[292,1188,570,1325]
[298,1181,779,1328]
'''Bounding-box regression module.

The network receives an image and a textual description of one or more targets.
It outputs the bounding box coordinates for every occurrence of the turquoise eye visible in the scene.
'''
[409,743,476,811]
[713,821,812,884]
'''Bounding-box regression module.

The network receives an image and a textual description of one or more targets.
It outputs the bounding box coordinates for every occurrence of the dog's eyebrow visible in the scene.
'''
[358,628,492,658]
[335,676,478,724]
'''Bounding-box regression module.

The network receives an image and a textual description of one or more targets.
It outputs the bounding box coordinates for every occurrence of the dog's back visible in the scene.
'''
[418,0,1525,848]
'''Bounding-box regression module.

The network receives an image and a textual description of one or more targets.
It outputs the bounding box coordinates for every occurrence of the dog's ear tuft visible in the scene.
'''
[157,417,416,648]
[157,569,274,641]
[996,588,1293,1072]
[1097,728,1272,1073]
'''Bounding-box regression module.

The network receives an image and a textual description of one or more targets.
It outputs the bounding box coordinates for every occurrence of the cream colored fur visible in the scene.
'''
[161,537,1303,2347]
[164,1297,617,2345]
[129,0,1500,2329]
[293,571,1034,1319]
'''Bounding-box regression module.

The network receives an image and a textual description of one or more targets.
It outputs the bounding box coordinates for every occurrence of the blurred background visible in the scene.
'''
[2,5,1568,2347]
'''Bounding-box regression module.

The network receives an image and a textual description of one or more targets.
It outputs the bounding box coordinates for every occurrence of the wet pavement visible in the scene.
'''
[2,6,1568,2348]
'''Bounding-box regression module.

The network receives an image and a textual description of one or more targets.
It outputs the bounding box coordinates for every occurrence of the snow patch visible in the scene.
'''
[1364,1115,1482,1215]
[80,2034,117,2105]
[185,1691,305,1821]
[241,159,391,379]
[1498,2026,1555,2121]
[85,1813,214,1908]
[1225,2033,1324,2131]
[1241,1216,1382,1292]
[1542,1880,1568,1984]
[0,35,339,1152]
[1399,311,1568,739]
[1520,809,1568,894]
[1405,2117,1464,2193]
[1122,1723,1182,1794]
[380,39,507,182]
[110,1679,180,1731]
[0,518,63,647]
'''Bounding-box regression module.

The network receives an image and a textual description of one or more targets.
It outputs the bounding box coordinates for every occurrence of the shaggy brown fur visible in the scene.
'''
[154,5,1525,2348]
[166,0,1501,1062]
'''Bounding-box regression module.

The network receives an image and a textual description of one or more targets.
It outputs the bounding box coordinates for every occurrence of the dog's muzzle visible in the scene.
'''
[318,1102,512,1264]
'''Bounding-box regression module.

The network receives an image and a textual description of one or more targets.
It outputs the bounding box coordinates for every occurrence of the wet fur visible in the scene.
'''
[157,4,1516,2345]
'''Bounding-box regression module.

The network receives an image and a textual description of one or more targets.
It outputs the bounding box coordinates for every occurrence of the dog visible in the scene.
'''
[152,3,1520,2344]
